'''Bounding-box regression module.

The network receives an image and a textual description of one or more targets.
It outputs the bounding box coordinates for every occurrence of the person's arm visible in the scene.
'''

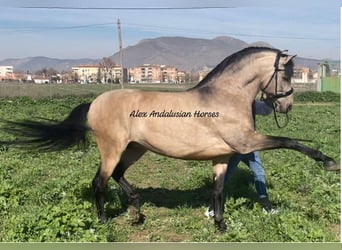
[254,100,273,116]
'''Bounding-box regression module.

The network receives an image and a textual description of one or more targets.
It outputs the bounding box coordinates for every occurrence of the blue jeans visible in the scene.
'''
[225,151,268,198]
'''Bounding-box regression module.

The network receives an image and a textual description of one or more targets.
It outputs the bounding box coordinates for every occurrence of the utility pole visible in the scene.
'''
[117,18,124,88]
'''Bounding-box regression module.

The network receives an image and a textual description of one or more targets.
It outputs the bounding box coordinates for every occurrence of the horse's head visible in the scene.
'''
[261,50,296,113]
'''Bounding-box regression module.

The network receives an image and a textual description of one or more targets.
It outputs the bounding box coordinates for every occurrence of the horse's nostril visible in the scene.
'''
[287,104,292,112]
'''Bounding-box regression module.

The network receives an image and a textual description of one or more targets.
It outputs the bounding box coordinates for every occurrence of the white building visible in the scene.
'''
[0,65,13,77]
[291,67,316,84]
[72,65,125,84]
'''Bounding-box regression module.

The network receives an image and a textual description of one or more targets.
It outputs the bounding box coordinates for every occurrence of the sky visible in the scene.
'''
[0,0,340,61]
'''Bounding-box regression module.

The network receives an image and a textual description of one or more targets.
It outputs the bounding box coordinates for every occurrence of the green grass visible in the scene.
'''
[0,83,193,98]
[0,91,340,242]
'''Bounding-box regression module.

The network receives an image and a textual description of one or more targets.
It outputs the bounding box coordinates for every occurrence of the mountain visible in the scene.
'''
[293,57,337,70]
[110,36,274,71]
[111,37,339,71]
[0,36,338,73]
[0,57,99,73]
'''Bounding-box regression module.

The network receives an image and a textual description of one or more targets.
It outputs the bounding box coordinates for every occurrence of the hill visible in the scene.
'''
[110,36,274,71]
[0,36,338,73]
[0,57,99,73]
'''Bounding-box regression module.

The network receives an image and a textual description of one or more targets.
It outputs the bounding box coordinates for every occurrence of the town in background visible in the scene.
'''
[0,59,340,93]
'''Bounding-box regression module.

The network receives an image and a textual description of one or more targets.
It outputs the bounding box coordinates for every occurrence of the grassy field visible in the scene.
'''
[0,85,340,242]
[0,83,192,98]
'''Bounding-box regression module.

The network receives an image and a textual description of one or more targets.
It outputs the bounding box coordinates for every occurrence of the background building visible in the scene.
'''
[129,64,186,83]
[0,66,14,81]
[292,67,316,84]
[72,65,126,84]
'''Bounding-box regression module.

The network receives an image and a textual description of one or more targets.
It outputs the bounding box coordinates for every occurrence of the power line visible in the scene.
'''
[21,6,236,10]
[1,18,337,42]
[1,22,117,34]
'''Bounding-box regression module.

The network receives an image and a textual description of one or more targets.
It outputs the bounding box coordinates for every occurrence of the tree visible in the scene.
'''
[99,57,124,88]
[99,57,116,84]
[34,67,59,77]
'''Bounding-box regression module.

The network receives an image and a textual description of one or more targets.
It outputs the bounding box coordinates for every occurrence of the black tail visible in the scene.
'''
[0,103,91,151]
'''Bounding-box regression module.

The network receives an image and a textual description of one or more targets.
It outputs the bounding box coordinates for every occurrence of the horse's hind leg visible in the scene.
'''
[111,142,147,224]
[92,160,117,223]
[92,138,128,223]
[92,167,109,223]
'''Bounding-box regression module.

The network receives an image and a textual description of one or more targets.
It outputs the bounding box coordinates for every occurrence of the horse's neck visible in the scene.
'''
[192,51,275,103]
[212,59,268,101]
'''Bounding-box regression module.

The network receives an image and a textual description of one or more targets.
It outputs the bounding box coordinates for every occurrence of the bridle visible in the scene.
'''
[261,51,294,128]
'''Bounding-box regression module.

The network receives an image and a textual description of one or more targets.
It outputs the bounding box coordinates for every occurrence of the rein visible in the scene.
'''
[260,94,290,128]
[271,103,290,128]
[261,51,294,129]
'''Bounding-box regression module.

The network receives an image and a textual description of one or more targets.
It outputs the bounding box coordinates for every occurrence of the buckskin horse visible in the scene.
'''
[1,47,338,232]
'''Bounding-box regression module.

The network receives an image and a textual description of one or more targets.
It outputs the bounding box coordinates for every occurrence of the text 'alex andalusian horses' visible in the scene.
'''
[0,47,338,232]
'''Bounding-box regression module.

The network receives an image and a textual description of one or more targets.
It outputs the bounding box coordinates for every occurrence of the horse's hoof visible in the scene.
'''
[215,220,228,233]
[99,215,108,224]
[324,160,340,171]
[128,206,145,225]
[131,213,145,225]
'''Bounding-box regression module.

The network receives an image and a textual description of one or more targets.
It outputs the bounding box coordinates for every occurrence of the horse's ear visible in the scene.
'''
[284,54,297,64]
[281,50,289,55]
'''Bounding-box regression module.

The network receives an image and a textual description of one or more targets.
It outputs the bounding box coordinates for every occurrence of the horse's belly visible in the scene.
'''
[137,134,232,160]
[152,144,232,160]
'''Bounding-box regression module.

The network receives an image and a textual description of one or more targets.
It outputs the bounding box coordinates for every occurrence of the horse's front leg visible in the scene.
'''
[233,132,339,171]
[212,158,230,232]
[261,135,338,171]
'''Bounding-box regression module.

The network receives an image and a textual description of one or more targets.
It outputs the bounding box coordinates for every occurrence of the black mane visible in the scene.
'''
[191,47,281,90]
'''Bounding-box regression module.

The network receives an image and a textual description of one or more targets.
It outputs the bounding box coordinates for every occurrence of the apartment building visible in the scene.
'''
[72,65,126,84]
[129,64,185,83]
[0,65,14,81]
[129,64,161,83]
